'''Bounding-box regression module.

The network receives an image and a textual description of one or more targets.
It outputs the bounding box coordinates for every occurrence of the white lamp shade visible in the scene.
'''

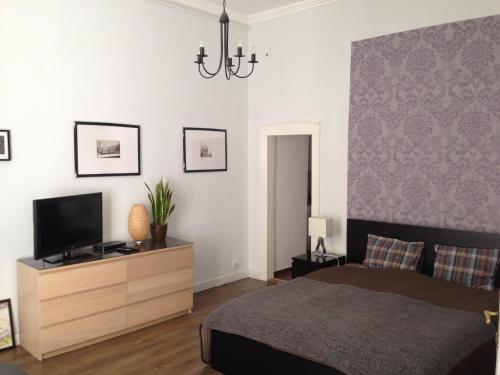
[308,217,333,238]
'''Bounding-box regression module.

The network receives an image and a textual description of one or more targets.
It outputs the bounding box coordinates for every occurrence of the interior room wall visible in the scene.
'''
[247,0,500,277]
[348,14,500,233]
[271,135,309,272]
[0,0,249,333]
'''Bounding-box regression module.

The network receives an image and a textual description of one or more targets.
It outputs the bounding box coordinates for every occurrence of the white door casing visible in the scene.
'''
[259,122,320,280]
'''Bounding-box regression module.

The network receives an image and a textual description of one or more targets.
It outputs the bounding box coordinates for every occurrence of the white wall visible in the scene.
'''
[0,0,249,332]
[247,0,500,277]
[272,135,309,271]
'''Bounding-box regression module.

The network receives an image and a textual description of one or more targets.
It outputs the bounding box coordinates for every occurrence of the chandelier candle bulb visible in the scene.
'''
[199,40,206,57]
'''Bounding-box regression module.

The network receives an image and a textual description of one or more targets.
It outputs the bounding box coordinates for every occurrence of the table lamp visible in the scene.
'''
[309,217,333,257]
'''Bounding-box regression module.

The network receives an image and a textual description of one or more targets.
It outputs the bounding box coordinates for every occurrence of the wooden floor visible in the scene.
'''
[273,267,292,281]
[0,278,269,375]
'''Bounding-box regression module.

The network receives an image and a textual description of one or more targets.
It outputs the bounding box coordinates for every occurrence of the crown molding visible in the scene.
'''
[248,0,342,24]
[158,0,249,25]
[158,0,343,26]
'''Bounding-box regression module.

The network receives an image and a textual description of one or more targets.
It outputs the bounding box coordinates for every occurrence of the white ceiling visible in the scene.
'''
[163,0,340,24]
[203,0,303,16]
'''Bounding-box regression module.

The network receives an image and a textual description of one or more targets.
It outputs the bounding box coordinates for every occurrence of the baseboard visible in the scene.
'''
[194,270,250,293]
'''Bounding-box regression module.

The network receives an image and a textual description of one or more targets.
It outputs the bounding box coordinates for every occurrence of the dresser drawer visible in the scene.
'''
[39,261,127,300]
[40,284,127,327]
[127,290,193,327]
[40,307,127,353]
[127,247,192,281]
[128,268,192,304]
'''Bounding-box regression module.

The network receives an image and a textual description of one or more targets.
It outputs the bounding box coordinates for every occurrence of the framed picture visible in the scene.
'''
[0,299,15,351]
[0,130,11,161]
[183,128,227,173]
[74,122,141,177]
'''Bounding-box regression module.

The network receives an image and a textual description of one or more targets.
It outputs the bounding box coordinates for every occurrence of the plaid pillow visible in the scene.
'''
[433,245,500,291]
[363,234,424,271]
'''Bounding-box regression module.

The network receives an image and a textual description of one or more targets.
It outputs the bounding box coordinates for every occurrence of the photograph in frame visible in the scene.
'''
[0,299,15,351]
[74,122,141,177]
[0,130,11,161]
[183,128,227,173]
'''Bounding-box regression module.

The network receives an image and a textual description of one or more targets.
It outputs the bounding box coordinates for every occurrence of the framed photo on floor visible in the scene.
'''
[74,122,141,177]
[0,130,11,161]
[183,128,227,173]
[0,299,15,351]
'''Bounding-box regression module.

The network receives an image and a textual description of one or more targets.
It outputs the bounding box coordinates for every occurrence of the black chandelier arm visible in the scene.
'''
[232,63,256,79]
[200,23,225,77]
[201,63,217,77]
[223,23,232,80]
[229,55,242,76]
[198,64,215,79]
[224,66,232,80]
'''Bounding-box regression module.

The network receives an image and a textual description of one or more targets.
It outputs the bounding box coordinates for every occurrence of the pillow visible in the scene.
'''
[363,234,425,271]
[433,245,500,291]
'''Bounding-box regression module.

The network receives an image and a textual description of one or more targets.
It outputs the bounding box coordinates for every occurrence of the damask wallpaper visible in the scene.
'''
[348,15,500,233]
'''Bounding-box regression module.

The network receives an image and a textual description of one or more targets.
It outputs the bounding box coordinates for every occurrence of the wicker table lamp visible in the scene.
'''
[128,204,149,244]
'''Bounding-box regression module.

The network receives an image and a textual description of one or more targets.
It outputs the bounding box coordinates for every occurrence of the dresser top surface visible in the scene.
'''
[18,237,193,271]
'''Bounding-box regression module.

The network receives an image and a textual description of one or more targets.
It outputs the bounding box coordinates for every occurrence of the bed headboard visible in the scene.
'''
[347,218,500,288]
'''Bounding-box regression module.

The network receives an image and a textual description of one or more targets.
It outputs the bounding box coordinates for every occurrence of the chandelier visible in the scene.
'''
[194,0,258,80]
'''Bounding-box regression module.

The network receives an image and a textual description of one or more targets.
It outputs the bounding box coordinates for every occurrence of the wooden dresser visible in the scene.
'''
[17,238,193,361]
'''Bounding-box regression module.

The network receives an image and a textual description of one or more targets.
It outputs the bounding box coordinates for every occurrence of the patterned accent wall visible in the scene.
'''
[348,15,500,233]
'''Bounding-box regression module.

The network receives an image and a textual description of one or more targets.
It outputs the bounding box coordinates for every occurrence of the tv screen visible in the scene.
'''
[34,193,103,260]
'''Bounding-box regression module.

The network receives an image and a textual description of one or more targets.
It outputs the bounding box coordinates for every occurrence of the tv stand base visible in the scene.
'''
[43,251,100,265]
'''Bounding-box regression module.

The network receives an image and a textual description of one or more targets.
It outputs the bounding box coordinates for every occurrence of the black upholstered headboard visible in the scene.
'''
[347,219,500,288]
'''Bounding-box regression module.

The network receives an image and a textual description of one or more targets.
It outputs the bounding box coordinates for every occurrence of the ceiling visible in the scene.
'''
[164,0,339,24]
[203,0,304,16]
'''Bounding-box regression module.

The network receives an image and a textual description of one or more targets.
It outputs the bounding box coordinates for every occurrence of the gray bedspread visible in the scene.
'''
[202,277,495,375]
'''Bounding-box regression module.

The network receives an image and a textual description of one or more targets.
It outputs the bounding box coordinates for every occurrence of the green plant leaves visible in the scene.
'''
[145,177,175,225]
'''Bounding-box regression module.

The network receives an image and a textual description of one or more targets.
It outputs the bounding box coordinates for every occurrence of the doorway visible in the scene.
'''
[269,135,311,281]
[259,122,320,281]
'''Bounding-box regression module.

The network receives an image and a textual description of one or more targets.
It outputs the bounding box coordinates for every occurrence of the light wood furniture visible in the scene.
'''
[17,240,193,361]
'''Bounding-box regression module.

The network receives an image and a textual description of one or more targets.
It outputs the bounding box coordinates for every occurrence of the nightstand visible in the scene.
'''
[292,253,346,278]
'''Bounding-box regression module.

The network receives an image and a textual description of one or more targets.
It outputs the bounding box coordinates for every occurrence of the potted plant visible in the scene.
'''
[145,178,176,242]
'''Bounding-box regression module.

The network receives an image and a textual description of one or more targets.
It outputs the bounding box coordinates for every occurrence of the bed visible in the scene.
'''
[201,219,500,374]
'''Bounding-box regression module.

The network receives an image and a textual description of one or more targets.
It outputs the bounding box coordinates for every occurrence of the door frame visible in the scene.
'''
[259,122,320,280]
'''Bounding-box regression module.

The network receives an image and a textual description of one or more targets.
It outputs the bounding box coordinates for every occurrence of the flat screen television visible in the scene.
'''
[33,193,103,262]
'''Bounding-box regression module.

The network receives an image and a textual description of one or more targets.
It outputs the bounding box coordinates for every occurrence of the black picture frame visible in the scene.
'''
[0,299,16,352]
[74,122,141,178]
[0,130,11,161]
[183,127,228,173]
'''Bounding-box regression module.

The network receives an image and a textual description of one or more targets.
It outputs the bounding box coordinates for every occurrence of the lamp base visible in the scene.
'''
[313,250,326,258]
[314,237,327,257]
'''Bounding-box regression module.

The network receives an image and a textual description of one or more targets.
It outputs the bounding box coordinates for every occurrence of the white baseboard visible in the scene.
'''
[194,270,250,293]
